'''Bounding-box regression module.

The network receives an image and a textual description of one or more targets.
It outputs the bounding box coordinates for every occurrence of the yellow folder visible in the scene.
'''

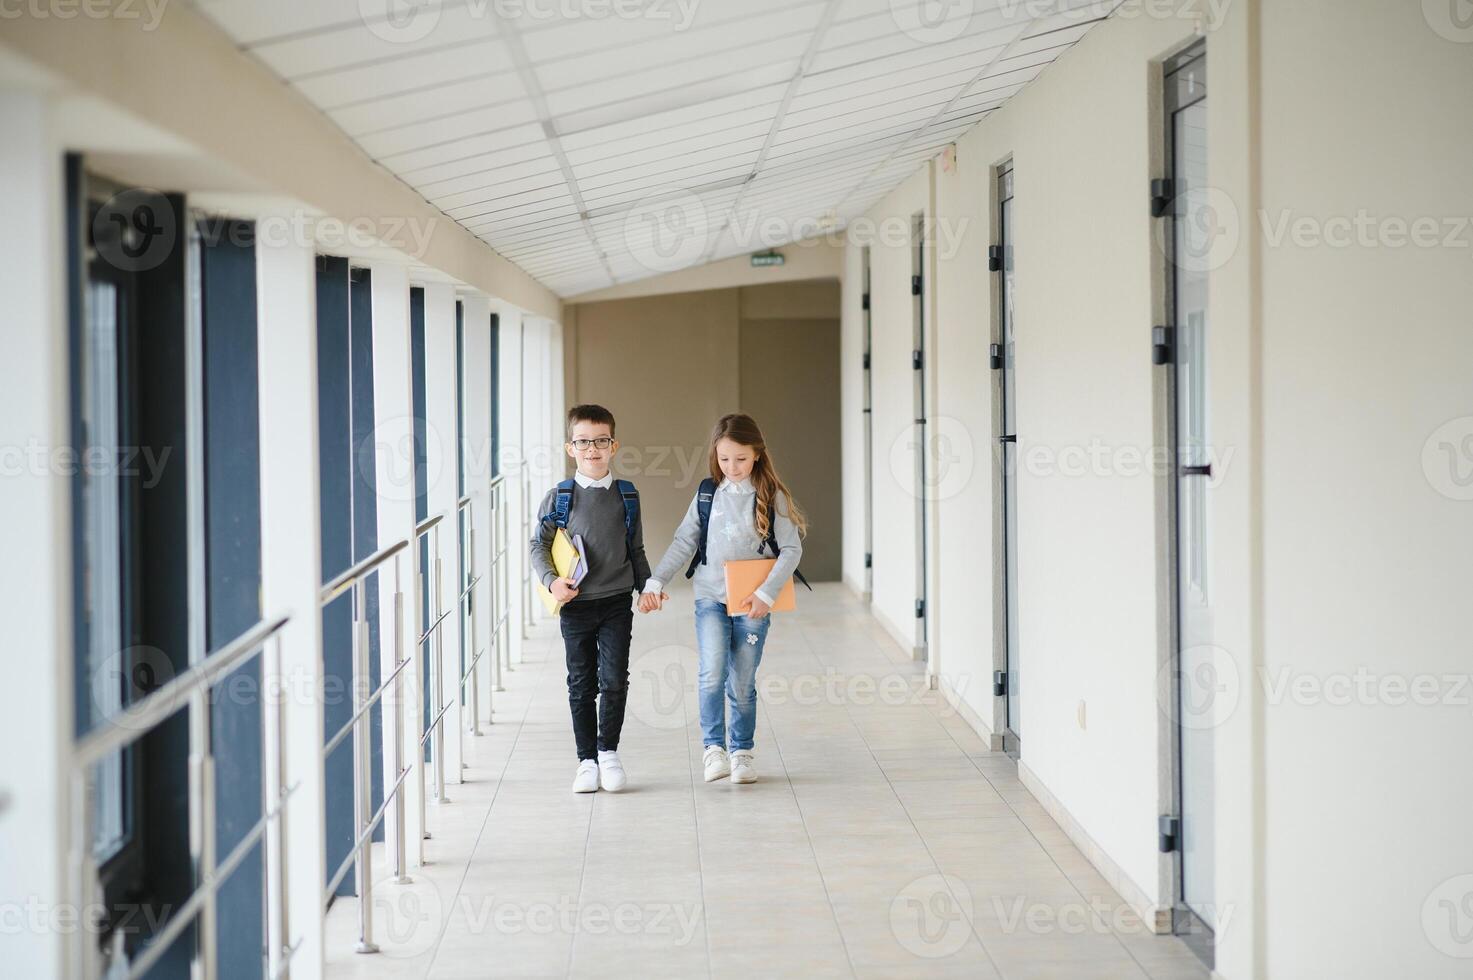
[723,558,796,614]
[535,528,583,616]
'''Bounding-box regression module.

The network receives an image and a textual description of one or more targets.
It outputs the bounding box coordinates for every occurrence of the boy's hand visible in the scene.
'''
[637,591,670,613]
[745,594,771,619]
[551,577,579,602]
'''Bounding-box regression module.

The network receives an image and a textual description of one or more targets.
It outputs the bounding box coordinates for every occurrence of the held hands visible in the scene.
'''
[638,591,670,614]
[551,577,580,603]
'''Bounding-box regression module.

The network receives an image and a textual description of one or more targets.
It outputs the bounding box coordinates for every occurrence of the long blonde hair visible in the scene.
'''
[706,413,807,541]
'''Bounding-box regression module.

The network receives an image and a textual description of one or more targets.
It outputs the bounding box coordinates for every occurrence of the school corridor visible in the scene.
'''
[322,584,1208,980]
[3,2,1471,980]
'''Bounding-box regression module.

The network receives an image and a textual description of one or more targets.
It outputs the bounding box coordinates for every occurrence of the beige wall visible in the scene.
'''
[565,280,841,581]
[738,289,842,581]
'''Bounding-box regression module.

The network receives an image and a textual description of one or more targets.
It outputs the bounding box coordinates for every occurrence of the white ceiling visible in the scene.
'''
[192,0,1110,297]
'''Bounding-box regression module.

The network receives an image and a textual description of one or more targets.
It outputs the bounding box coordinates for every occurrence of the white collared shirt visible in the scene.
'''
[574,470,613,490]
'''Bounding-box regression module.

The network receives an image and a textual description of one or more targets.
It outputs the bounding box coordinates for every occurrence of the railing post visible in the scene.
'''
[521,468,532,644]
[502,479,515,673]
[392,555,409,884]
[188,687,219,980]
[263,633,290,979]
[468,511,484,736]
[352,578,378,954]
[432,527,449,804]
[416,556,429,852]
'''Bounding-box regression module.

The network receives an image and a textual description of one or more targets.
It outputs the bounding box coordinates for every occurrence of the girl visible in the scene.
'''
[640,414,806,784]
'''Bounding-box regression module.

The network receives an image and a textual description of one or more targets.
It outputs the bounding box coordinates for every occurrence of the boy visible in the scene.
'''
[530,404,650,793]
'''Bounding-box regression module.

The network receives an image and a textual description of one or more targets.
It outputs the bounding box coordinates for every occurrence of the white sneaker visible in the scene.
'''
[597,750,627,792]
[730,750,757,784]
[703,745,730,782]
[572,759,599,793]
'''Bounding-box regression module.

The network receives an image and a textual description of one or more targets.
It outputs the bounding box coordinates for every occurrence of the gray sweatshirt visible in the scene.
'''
[645,479,803,607]
[529,477,651,603]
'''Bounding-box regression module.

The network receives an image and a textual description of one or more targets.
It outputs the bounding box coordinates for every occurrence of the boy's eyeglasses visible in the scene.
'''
[570,437,614,451]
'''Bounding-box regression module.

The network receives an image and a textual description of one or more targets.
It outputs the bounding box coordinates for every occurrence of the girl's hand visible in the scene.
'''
[745,594,771,619]
[637,591,670,613]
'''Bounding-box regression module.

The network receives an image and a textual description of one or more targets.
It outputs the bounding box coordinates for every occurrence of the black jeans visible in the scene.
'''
[559,592,634,761]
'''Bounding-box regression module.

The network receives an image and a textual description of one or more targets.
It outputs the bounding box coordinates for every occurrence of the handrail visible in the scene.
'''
[321,655,414,759]
[415,512,444,537]
[74,614,291,770]
[67,611,295,980]
[123,781,296,980]
[319,538,409,604]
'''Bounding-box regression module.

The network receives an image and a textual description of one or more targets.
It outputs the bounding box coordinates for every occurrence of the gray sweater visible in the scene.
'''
[529,480,651,602]
[646,479,803,606]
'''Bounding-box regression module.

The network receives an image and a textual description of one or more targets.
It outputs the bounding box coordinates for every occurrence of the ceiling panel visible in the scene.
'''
[199,0,1110,296]
[329,76,526,136]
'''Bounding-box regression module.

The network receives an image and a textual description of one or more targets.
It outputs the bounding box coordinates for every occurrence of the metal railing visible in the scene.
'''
[458,494,486,740]
[521,466,534,640]
[316,475,519,957]
[417,512,453,811]
[486,475,513,687]
[319,537,411,954]
[66,479,526,974]
[66,615,298,980]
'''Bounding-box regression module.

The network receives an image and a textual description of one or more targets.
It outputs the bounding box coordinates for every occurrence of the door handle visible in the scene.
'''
[1180,464,1212,477]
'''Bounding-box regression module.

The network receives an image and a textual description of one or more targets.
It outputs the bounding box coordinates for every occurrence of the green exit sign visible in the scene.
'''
[750,252,785,267]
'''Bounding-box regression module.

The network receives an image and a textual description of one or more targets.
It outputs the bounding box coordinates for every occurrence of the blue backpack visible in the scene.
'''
[684,477,811,590]
[539,478,640,561]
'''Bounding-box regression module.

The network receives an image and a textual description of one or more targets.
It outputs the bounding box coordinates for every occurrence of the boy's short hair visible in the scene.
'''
[566,404,616,439]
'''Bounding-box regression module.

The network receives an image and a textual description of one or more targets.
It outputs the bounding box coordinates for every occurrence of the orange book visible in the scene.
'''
[723,558,797,613]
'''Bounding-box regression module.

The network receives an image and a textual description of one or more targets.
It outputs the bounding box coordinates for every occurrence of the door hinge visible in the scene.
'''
[862,352,871,370]
[1150,178,1175,218]
[912,349,923,370]
[911,274,922,296]
[1152,325,1174,366]
[915,599,926,619]
[987,245,1002,272]
[1158,815,1180,853]
[861,292,871,310]
[864,552,872,569]
[989,343,1003,370]
[992,670,1007,696]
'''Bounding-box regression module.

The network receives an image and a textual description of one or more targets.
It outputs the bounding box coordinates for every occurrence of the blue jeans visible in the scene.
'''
[694,599,771,751]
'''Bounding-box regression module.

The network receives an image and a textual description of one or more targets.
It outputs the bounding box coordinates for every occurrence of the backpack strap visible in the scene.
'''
[683,478,718,579]
[759,498,812,591]
[538,478,577,528]
[614,480,639,558]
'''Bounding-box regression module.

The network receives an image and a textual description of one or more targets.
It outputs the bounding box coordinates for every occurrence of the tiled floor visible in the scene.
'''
[325,584,1209,980]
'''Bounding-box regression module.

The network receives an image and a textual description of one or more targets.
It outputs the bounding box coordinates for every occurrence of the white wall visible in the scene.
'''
[1253,2,1473,976]
[849,10,1205,920]
[862,166,932,654]
[846,2,1473,977]
[840,243,867,595]
[0,88,69,979]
